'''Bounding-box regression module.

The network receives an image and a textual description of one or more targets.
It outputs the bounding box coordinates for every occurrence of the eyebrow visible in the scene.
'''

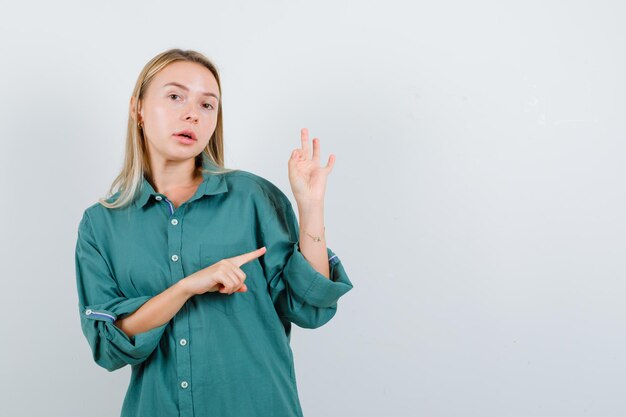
[162,82,220,100]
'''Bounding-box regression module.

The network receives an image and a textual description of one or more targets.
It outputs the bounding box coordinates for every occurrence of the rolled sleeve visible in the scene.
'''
[282,245,352,308]
[75,212,167,372]
[260,200,353,329]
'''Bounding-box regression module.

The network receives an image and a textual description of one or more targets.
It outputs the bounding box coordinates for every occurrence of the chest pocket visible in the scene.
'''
[199,242,257,316]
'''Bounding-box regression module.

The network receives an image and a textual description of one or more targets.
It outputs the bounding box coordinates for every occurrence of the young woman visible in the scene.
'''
[74,48,353,417]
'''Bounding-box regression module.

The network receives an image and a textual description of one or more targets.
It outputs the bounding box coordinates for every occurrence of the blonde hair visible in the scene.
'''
[98,48,237,209]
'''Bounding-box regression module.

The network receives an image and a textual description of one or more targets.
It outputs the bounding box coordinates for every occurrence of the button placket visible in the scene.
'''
[169,204,192,412]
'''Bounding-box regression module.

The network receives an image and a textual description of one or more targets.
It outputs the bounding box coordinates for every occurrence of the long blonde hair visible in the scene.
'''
[99,48,236,209]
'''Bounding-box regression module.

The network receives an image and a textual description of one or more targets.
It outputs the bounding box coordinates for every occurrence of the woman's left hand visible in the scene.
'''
[288,128,335,204]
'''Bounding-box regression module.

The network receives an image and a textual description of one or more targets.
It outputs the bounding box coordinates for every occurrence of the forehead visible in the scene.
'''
[150,60,219,96]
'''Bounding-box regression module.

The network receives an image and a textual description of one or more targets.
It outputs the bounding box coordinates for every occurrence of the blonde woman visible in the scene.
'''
[74,48,353,416]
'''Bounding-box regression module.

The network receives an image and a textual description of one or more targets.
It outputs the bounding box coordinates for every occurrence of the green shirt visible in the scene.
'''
[74,164,353,417]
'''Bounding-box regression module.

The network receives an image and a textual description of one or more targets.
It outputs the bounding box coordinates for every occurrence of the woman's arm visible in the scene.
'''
[114,280,192,338]
[114,248,265,338]
[260,193,353,329]
[297,200,330,279]
[288,128,335,279]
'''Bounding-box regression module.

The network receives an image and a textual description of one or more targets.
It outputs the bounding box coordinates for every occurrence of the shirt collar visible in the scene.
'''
[134,164,229,209]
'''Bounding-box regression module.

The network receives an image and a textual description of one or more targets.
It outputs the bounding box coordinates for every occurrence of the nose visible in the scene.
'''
[182,104,199,123]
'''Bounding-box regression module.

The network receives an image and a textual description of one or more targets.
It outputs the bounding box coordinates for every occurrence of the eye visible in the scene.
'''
[169,94,181,100]
[203,103,215,110]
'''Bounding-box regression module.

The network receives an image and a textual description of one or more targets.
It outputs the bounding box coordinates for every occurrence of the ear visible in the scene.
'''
[130,96,143,123]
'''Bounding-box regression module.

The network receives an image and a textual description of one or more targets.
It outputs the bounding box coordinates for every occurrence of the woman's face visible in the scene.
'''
[134,60,220,165]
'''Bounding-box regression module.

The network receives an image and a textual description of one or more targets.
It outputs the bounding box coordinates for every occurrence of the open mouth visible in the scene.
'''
[174,130,197,141]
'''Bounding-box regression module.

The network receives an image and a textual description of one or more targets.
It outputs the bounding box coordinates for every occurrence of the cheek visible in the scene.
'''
[202,112,219,129]
[199,117,218,142]
[151,105,171,123]
[146,106,173,135]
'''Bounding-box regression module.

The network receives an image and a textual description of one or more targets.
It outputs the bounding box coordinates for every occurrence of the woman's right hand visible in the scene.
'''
[181,247,267,296]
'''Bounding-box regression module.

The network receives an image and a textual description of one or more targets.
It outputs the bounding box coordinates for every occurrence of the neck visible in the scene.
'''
[147,157,201,194]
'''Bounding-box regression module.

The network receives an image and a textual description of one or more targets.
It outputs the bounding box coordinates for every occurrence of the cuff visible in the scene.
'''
[82,296,168,362]
[283,245,354,308]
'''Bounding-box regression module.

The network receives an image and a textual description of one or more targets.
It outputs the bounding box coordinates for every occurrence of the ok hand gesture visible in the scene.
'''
[288,128,335,204]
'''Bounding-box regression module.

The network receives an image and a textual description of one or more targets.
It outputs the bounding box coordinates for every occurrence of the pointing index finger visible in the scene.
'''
[228,247,267,267]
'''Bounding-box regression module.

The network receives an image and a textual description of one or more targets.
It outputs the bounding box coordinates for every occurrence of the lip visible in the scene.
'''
[173,129,197,141]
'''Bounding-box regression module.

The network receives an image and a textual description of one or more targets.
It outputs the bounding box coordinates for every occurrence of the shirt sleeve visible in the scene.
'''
[74,211,168,372]
[260,200,353,329]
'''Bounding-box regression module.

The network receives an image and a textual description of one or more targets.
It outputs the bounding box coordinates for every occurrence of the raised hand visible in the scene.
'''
[288,128,335,204]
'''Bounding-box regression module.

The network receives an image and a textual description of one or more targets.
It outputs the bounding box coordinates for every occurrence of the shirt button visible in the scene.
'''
[171,219,179,226]
[155,195,162,201]
[171,254,179,262]
[179,338,187,346]
[181,381,189,389]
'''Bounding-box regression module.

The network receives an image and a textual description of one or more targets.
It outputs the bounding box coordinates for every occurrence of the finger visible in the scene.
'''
[233,267,246,281]
[325,154,335,173]
[214,265,239,294]
[232,268,246,288]
[227,270,244,295]
[312,138,320,163]
[221,269,241,295]
[290,149,303,162]
[301,128,310,160]
[228,246,267,268]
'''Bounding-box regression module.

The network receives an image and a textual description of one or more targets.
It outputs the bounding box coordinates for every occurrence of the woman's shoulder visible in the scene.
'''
[223,169,291,209]
[79,190,127,224]
[77,200,108,234]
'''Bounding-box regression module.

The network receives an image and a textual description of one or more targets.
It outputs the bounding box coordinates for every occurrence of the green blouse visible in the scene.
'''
[74,164,353,417]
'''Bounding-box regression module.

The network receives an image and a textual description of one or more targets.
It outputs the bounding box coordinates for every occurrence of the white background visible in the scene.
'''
[1,1,625,416]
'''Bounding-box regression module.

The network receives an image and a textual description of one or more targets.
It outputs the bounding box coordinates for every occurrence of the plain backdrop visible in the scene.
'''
[1,1,625,416]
